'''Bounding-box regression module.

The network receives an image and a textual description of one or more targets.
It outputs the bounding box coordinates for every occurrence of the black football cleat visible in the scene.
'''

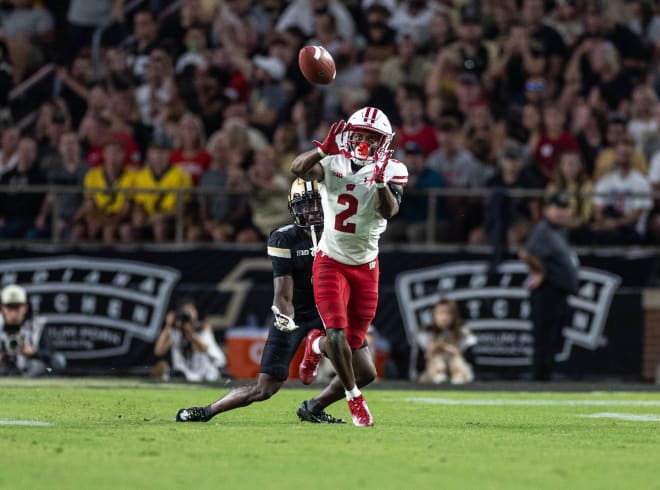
[175,406,209,422]
[297,400,346,424]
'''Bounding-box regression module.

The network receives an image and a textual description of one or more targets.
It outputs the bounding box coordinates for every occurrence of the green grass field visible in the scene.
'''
[2,379,660,490]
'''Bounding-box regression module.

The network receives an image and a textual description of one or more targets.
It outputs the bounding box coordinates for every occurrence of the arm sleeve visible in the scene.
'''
[523,226,548,259]
[267,230,293,278]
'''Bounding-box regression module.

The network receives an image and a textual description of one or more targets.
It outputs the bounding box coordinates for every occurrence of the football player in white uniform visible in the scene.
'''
[291,106,408,426]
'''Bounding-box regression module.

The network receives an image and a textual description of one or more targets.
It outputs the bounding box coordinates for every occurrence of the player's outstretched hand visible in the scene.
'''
[313,120,346,157]
[372,149,394,186]
[271,305,299,332]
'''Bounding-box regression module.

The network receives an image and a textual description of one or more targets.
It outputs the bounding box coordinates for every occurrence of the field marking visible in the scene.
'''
[405,397,660,406]
[579,413,660,422]
[0,419,51,426]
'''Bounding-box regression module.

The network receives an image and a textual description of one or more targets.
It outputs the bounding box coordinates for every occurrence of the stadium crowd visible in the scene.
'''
[0,0,659,245]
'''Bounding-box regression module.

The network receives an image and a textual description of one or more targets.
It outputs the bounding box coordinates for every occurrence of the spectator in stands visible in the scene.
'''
[533,105,579,182]
[487,21,545,107]
[627,0,660,48]
[72,137,134,243]
[417,298,476,385]
[272,122,299,178]
[627,85,658,153]
[395,86,438,157]
[80,111,140,168]
[249,54,287,135]
[470,143,542,259]
[593,114,647,180]
[0,135,45,239]
[361,60,398,123]
[362,3,397,62]
[548,0,583,47]
[136,49,175,127]
[389,0,434,46]
[381,28,431,92]
[307,5,344,59]
[244,146,289,242]
[0,126,19,177]
[36,103,69,171]
[153,298,226,382]
[128,9,160,81]
[583,2,646,78]
[129,135,192,243]
[573,104,606,176]
[642,104,660,161]
[170,113,210,186]
[56,50,94,128]
[546,151,594,243]
[275,0,355,42]
[591,134,653,244]
[187,131,253,243]
[427,110,492,241]
[385,141,445,243]
[175,25,210,75]
[446,4,492,80]
[66,0,124,57]
[521,0,566,83]
[34,131,88,240]
[426,6,455,53]
[2,0,54,83]
[427,110,491,187]
[570,39,633,113]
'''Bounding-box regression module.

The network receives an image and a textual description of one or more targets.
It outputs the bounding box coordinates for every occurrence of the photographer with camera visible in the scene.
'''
[153,298,226,382]
[0,284,66,376]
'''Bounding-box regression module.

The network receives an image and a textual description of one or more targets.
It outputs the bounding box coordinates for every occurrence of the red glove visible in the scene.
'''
[313,120,346,157]
[372,150,393,187]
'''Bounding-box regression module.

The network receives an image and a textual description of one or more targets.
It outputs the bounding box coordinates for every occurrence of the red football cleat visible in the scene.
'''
[347,394,374,427]
[299,329,324,385]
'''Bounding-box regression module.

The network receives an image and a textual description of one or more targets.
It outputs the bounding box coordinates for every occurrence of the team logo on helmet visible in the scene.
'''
[288,178,323,228]
[340,107,394,166]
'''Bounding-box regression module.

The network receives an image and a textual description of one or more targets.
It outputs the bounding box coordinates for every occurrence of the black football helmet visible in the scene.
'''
[288,178,323,228]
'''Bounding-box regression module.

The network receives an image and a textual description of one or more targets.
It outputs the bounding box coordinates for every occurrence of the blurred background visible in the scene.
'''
[0,0,659,384]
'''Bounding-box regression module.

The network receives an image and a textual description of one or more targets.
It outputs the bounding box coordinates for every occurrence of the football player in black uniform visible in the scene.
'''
[175,178,377,423]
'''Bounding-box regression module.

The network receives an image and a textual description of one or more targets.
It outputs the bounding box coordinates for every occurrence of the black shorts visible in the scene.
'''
[259,318,368,381]
[259,317,323,381]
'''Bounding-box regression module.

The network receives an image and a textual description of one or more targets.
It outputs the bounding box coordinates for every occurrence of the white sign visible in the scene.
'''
[0,256,180,359]
[395,261,621,377]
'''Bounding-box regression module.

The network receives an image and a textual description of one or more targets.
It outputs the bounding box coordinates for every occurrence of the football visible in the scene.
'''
[298,45,336,85]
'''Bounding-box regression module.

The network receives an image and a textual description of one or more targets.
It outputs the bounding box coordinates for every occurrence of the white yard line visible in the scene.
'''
[579,413,660,422]
[405,397,660,406]
[0,419,51,426]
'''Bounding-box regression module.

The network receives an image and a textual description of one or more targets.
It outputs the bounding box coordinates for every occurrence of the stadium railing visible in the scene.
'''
[0,185,658,247]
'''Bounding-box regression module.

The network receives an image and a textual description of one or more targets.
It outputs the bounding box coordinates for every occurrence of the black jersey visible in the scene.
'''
[267,223,318,324]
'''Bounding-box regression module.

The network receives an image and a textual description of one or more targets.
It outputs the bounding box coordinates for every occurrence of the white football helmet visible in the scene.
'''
[340,107,394,166]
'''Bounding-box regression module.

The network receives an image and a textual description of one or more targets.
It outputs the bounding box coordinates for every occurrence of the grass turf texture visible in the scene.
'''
[2,380,660,490]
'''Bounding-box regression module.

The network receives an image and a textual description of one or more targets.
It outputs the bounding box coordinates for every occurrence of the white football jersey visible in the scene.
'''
[317,154,408,265]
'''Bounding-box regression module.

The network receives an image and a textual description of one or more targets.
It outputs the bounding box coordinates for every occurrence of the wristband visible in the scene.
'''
[375,181,386,189]
[317,147,327,158]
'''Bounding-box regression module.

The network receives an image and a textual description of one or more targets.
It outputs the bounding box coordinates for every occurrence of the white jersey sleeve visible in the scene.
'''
[317,155,407,265]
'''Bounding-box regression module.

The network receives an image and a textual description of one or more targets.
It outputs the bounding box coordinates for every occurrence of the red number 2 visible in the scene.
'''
[334,194,358,233]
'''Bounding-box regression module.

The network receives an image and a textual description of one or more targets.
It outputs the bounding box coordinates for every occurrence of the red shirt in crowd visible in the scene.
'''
[395,125,439,156]
[85,132,141,168]
[170,149,211,185]
[534,132,579,177]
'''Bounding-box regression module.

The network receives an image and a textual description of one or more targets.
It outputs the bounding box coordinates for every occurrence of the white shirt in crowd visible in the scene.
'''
[593,170,653,236]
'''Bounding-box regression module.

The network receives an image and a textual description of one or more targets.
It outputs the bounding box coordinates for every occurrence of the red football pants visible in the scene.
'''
[312,252,379,349]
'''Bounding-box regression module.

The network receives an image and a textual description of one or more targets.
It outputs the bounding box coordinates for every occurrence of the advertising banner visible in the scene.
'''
[0,246,654,378]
